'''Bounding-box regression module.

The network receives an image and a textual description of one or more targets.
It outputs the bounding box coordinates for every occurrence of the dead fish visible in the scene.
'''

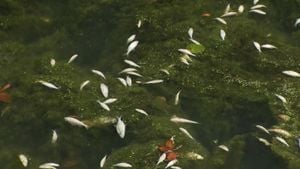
[157,153,166,165]
[214,17,227,25]
[179,127,194,140]
[64,117,88,129]
[188,28,193,39]
[170,115,199,124]
[253,41,262,53]
[275,136,289,147]
[218,145,229,152]
[257,137,271,146]
[186,152,204,160]
[160,69,170,75]
[100,83,109,98]
[249,9,266,15]
[178,49,196,57]
[274,94,287,104]
[268,128,292,138]
[50,58,55,67]
[282,70,300,77]
[127,34,136,44]
[221,12,237,17]
[144,79,164,84]
[124,59,141,68]
[37,80,60,90]
[174,90,181,105]
[220,29,226,41]
[103,98,118,104]
[113,162,132,168]
[117,77,127,86]
[135,108,149,116]
[238,5,245,13]
[97,100,110,111]
[165,159,178,168]
[51,130,58,144]
[125,71,143,77]
[255,125,270,134]
[126,41,139,56]
[80,80,90,91]
[67,54,78,64]
[126,76,132,86]
[137,20,142,28]
[251,4,267,10]
[119,68,138,74]
[261,44,277,49]
[295,18,300,27]
[100,155,107,168]
[91,70,106,79]
[115,117,126,138]
[253,0,259,5]
[19,154,28,167]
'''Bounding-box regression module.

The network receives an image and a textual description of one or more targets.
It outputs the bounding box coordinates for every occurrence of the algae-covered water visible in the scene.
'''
[0,0,300,169]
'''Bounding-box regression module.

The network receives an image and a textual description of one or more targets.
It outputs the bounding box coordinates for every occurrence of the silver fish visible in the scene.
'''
[170,115,199,124]
[220,29,226,41]
[97,100,110,111]
[100,83,109,98]
[64,117,88,129]
[91,69,106,79]
[127,34,136,44]
[179,127,194,140]
[80,80,90,91]
[100,155,107,168]
[282,70,300,77]
[67,54,78,64]
[135,108,149,116]
[115,117,126,138]
[126,41,139,56]
[37,80,60,90]
[124,59,141,68]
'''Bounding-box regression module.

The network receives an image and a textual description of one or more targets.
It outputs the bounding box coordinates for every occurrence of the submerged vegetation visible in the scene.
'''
[0,0,300,168]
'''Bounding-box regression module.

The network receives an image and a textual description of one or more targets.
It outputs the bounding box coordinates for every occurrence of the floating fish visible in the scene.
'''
[127,34,136,44]
[218,145,229,152]
[251,4,267,10]
[67,54,78,64]
[91,69,106,79]
[19,154,28,167]
[126,76,132,86]
[295,18,300,27]
[170,115,199,124]
[135,108,149,116]
[215,17,227,25]
[268,128,292,138]
[221,12,237,17]
[160,69,170,75]
[188,28,193,39]
[80,80,90,91]
[113,162,132,168]
[186,152,204,160]
[274,94,287,104]
[117,77,127,86]
[100,155,107,168]
[64,117,88,129]
[115,117,126,138]
[119,68,138,74]
[275,136,289,147]
[100,83,109,98]
[249,9,266,15]
[282,70,300,77]
[261,44,277,49]
[137,20,142,28]
[157,153,166,165]
[255,125,270,134]
[220,29,226,41]
[50,58,55,67]
[179,127,194,140]
[125,71,143,77]
[126,41,139,56]
[144,79,164,84]
[253,0,259,5]
[165,159,177,168]
[253,41,262,53]
[51,130,58,144]
[97,100,110,111]
[178,49,196,57]
[124,59,141,68]
[257,137,271,146]
[238,5,245,13]
[174,90,181,105]
[37,80,60,90]
[103,98,118,104]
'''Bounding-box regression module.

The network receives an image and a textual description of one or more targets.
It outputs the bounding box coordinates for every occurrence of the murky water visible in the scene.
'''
[0,0,300,169]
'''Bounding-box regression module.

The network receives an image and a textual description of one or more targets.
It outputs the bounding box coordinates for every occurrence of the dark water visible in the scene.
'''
[0,0,300,169]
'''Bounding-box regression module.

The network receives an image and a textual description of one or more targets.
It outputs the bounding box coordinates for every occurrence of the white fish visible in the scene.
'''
[238,5,245,13]
[188,28,193,39]
[91,69,106,79]
[165,159,177,168]
[115,117,126,138]
[103,98,118,104]
[282,70,300,77]
[135,108,149,116]
[170,115,199,124]
[67,54,78,64]
[113,162,132,168]
[117,77,127,86]
[160,69,170,75]
[253,41,262,53]
[215,17,227,25]
[255,125,270,134]
[224,4,231,14]
[179,127,194,140]
[220,29,226,41]
[295,18,300,27]
[249,9,266,15]
[126,76,132,86]
[275,136,289,147]
[186,152,204,160]
[127,34,136,44]
[174,90,181,105]
[80,80,90,91]
[64,117,88,129]
[19,154,28,167]
[218,145,229,152]
[257,137,271,146]
[119,68,138,74]
[189,38,201,45]
[97,100,110,111]
[37,80,59,90]
[221,12,237,17]
[51,130,58,144]
[125,71,143,77]
[124,59,141,68]
[253,0,259,5]
[178,49,196,57]
[100,83,109,98]
[50,58,56,67]
[251,4,267,10]
[156,153,166,165]
[261,44,277,49]
[274,94,287,104]
[126,41,139,56]
[100,155,107,168]
[144,79,164,84]
[137,20,142,28]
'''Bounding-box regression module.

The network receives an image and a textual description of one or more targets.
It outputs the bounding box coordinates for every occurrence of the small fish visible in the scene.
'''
[19,154,28,167]
[97,100,110,111]
[274,94,287,104]
[268,128,292,138]
[282,70,300,77]
[221,12,237,17]
[253,41,262,53]
[188,28,193,39]
[157,153,166,165]
[238,5,245,13]
[170,115,199,124]
[165,159,178,168]
[224,4,231,14]
[113,162,132,168]
[179,127,194,140]
[91,69,106,79]
[100,155,107,168]
[218,145,229,152]
[126,41,139,56]
[80,80,90,91]
[220,29,226,41]
[126,76,132,86]
[67,54,78,64]
[257,137,271,146]
[64,117,88,129]
[174,90,181,105]
[215,17,227,25]
[125,71,143,77]
[119,68,138,74]
[124,59,141,68]
[37,80,59,90]
[127,34,136,44]
[251,4,267,10]
[135,108,149,116]
[255,125,270,134]
[249,9,266,15]
[51,130,58,144]
[178,49,196,57]
[253,0,259,5]
[100,83,109,98]
[186,152,204,160]
[144,79,164,84]
[295,18,300,27]
[137,20,142,28]
[117,77,127,86]
[261,44,277,49]
[115,117,126,138]
[103,98,118,104]
[160,69,170,75]
[50,58,56,67]
[275,136,289,147]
